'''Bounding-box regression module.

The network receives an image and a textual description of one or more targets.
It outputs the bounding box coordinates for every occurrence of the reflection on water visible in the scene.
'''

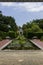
[3,39,40,50]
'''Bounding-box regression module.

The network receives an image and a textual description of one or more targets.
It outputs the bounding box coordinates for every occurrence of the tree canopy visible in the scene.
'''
[0,11,18,32]
[22,19,43,38]
[0,11,18,39]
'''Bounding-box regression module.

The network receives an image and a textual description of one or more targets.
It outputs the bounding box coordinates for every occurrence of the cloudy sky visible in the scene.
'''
[0,2,43,26]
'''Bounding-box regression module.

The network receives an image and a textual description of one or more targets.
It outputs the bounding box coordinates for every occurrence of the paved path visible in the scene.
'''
[0,50,43,65]
[30,39,43,50]
[0,39,12,50]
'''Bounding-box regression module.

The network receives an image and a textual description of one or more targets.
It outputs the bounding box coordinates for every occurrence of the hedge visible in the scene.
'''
[24,32,43,39]
[8,31,16,38]
[0,31,7,39]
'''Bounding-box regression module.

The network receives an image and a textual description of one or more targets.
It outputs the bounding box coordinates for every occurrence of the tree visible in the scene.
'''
[32,19,43,30]
[0,11,18,39]
[22,19,43,39]
[0,12,18,32]
[0,11,2,14]
[31,23,43,33]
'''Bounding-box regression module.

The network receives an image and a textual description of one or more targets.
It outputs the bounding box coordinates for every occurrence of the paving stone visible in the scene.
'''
[0,51,43,65]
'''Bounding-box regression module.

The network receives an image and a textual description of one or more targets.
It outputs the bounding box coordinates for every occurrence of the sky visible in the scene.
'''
[0,2,43,26]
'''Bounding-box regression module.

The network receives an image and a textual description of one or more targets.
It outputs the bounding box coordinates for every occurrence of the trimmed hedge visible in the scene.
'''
[8,31,16,38]
[35,33,43,39]
[0,31,7,39]
[24,32,43,39]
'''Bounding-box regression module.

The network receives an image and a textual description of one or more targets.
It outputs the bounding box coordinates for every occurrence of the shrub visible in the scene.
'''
[0,31,7,39]
[40,36,43,41]
[0,37,2,41]
[8,31,16,38]
[2,32,7,39]
[35,33,43,39]
[25,33,34,39]
[24,32,43,39]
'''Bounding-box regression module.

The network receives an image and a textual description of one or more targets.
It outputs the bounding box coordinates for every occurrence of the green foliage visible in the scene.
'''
[4,36,40,50]
[40,36,43,41]
[16,35,26,40]
[0,11,18,32]
[32,19,43,29]
[0,37,2,41]
[34,33,43,39]
[31,23,43,33]
[0,11,18,39]
[0,31,7,39]
[22,19,43,39]
[8,31,16,38]
[0,11,43,39]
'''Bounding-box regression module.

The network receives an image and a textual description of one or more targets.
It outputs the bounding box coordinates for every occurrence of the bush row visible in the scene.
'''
[24,32,43,39]
[8,31,18,39]
[0,31,7,40]
[0,31,18,41]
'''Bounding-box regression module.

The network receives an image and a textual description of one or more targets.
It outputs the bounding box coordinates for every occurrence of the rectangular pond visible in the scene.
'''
[3,39,40,50]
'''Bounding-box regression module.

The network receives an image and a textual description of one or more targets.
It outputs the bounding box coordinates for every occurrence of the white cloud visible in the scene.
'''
[0,2,13,6]
[0,2,43,12]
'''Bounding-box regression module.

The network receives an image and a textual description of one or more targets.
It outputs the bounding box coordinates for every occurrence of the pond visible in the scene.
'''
[3,39,40,50]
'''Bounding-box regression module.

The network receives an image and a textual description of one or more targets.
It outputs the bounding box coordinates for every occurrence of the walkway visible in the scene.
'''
[30,39,43,50]
[0,39,12,50]
[0,50,43,65]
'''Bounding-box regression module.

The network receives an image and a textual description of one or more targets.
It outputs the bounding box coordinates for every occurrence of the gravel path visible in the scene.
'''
[0,50,43,65]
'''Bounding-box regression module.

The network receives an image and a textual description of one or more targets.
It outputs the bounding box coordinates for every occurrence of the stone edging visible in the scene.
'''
[0,40,12,50]
[30,40,43,50]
